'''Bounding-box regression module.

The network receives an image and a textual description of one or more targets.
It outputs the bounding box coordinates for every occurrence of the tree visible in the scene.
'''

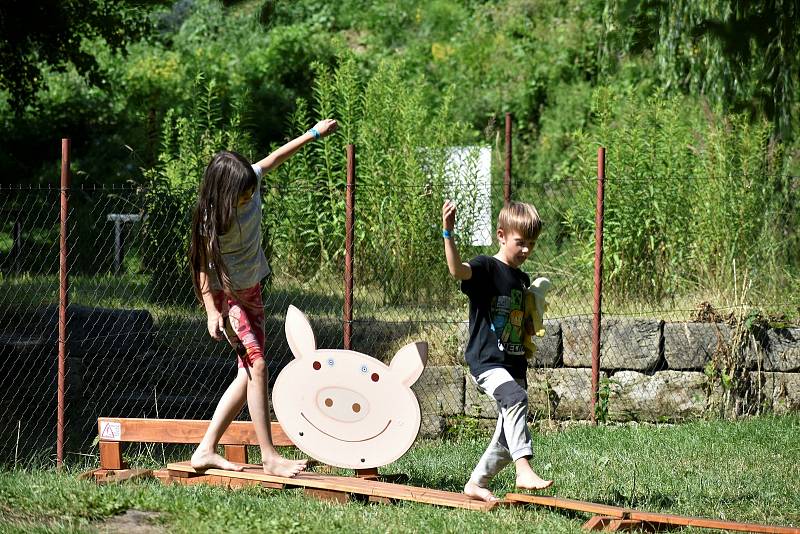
[606,0,799,139]
[0,0,165,113]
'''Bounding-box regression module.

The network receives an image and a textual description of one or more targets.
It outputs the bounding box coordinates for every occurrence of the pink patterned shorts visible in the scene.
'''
[212,284,265,369]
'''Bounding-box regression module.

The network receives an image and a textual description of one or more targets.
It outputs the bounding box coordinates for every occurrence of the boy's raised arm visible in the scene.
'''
[442,199,472,280]
[253,119,337,174]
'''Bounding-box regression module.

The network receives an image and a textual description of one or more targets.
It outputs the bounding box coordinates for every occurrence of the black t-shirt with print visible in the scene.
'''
[460,255,530,380]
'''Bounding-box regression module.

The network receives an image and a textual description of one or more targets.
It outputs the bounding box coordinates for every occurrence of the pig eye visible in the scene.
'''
[312,361,321,370]
[360,364,368,374]
[371,373,380,382]
[326,358,335,367]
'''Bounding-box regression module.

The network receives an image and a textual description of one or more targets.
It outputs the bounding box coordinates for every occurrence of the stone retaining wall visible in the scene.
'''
[413,318,800,435]
[5,306,797,446]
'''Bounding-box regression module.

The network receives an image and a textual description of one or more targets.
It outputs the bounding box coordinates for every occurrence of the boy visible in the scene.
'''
[442,199,553,502]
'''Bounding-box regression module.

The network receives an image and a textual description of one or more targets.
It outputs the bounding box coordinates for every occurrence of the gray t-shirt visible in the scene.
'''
[209,164,271,290]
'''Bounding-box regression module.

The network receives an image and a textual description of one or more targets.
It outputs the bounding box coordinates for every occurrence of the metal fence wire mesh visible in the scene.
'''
[1,164,798,466]
[0,187,62,465]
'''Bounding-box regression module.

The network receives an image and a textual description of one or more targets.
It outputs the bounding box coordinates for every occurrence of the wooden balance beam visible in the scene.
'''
[89,418,799,532]
[505,494,800,534]
[163,460,498,511]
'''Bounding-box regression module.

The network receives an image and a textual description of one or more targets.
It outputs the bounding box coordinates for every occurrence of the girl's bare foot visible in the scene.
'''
[191,449,244,472]
[262,454,307,478]
[516,471,553,490]
[464,480,499,502]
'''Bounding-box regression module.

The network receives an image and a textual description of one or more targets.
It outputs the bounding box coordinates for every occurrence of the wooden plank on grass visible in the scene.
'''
[505,493,629,518]
[510,493,799,534]
[97,418,293,446]
[628,510,800,534]
[165,461,499,511]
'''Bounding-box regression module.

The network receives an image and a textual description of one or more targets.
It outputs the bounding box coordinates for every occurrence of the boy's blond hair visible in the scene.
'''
[497,201,542,242]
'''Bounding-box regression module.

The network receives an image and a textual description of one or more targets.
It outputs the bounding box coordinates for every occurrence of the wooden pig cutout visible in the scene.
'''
[273,305,428,469]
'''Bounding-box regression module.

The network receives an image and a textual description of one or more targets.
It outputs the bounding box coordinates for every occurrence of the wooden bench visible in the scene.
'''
[96,417,292,469]
[90,417,378,482]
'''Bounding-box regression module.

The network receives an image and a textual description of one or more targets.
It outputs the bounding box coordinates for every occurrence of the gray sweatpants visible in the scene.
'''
[468,367,532,488]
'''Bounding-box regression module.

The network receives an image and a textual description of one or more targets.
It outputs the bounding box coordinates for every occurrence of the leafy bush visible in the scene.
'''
[561,86,798,305]
[264,56,484,306]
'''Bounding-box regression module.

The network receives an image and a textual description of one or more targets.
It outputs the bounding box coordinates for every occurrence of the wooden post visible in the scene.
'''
[99,441,124,470]
[224,445,248,464]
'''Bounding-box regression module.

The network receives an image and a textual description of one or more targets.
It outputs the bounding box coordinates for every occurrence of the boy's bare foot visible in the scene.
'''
[262,454,307,478]
[516,471,553,490]
[464,480,499,502]
[191,449,244,472]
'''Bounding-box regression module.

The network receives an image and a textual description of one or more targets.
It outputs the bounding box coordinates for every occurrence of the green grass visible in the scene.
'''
[1,416,798,533]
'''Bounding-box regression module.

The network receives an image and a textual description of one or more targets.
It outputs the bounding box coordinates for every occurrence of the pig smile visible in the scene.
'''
[300,412,392,442]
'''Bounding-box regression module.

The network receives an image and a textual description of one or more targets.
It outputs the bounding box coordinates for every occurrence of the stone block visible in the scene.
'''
[607,370,708,422]
[465,367,600,420]
[419,414,447,438]
[762,328,800,372]
[527,319,562,368]
[663,322,730,370]
[750,371,800,414]
[562,317,661,370]
[412,366,464,416]
[561,316,593,368]
[464,374,498,419]
[527,367,600,420]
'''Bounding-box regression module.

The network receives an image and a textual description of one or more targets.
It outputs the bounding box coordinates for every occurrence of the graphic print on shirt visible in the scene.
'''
[490,288,525,355]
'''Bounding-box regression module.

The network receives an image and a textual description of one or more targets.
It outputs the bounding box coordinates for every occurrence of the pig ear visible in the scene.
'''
[389,341,428,387]
[285,305,316,359]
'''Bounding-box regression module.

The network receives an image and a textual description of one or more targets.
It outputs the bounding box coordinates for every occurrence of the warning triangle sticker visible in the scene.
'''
[100,422,120,439]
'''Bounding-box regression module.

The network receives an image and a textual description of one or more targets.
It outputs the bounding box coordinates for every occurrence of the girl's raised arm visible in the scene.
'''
[253,119,337,174]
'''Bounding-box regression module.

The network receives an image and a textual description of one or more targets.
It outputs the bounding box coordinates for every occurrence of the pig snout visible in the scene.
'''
[315,387,370,423]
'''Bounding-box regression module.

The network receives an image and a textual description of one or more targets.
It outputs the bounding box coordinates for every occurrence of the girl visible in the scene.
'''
[188,118,337,477]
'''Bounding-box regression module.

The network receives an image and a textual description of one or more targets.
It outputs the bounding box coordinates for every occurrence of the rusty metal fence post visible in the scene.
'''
[591,147,606,423]
[57,138,70,468]
[344,144,355,350]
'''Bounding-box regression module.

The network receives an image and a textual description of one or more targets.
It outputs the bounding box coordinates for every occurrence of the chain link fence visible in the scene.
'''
[1,156,798,467]
[591,172,800,424]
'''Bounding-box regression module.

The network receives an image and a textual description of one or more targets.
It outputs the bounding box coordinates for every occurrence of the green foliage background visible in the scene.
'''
[1,0,798,312]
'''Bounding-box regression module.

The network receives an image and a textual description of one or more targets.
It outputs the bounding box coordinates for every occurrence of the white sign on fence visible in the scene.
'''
[444,146,493,246]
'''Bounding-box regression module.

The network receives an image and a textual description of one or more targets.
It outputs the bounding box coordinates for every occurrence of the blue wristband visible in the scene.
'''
[442,229,452,239]
[308,127,321,140]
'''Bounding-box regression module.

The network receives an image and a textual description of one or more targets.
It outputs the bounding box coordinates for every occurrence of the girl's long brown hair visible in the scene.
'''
[189,151,258,303]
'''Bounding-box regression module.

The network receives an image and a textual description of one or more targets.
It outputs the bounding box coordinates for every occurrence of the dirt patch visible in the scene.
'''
[96,509,166,533]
